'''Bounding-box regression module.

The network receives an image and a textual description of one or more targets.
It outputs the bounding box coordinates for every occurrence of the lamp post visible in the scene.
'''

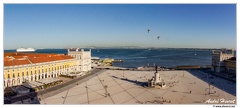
[183,71,184,77]
[208,82,213,95]
[208,83,211,95]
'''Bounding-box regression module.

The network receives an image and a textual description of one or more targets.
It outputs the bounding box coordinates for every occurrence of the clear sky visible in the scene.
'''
[4,4,236,49]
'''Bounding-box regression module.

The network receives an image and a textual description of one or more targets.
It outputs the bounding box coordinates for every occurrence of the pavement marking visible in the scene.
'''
[109,74,142,104]
[85,81,90,104]
[62,89,69,104]
[96,74,115,104]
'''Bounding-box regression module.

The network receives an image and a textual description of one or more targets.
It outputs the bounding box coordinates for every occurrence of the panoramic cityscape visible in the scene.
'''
[3,4,236,107]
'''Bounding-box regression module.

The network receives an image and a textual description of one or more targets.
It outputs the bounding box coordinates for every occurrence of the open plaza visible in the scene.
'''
[40,69,236,104]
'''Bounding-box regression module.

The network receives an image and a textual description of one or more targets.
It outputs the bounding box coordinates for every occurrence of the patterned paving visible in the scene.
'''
[41,70,236,104]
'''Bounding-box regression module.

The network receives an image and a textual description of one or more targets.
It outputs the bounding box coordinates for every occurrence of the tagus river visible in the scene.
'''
[5,48,228,68]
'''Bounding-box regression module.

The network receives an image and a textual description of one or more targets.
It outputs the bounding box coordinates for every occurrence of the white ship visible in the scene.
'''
[16,47,36,52]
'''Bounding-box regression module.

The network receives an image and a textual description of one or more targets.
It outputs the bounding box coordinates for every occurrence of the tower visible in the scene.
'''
[67,48,91,72]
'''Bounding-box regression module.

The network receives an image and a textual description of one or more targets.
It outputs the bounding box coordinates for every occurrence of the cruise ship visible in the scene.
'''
[16,48,36,52]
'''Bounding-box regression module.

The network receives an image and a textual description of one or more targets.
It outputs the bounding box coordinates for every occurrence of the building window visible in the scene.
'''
[8,74,10,78]
[13,74,15,78]
[18,73,20,77]
[31,71,33,75]
[22,72,24,76]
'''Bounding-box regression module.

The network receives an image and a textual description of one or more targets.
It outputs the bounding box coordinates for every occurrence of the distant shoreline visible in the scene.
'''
[4,47,236,51]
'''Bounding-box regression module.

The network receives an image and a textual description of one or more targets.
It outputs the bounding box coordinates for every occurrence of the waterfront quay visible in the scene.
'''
[40,69,236,104]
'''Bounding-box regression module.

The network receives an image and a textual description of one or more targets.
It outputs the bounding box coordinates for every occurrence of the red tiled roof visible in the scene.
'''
[4,52,74,66]
[4,59,30,66]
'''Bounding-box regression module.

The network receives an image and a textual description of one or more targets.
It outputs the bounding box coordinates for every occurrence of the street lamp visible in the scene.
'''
[208,82,214,95]
[208,83,211,95]
[183,71,184,77]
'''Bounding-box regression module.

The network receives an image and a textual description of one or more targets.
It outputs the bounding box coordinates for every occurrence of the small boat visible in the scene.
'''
[113,59,124,63]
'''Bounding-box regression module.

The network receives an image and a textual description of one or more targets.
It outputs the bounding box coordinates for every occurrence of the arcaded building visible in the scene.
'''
[211,49,234,72]
[224,57,236,78]
[67,48,91,72]
[4,53,76,88]
[4,49,92,88]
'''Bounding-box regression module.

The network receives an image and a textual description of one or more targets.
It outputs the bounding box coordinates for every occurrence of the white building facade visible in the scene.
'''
[68,48,92,73]
[211,49,234,72]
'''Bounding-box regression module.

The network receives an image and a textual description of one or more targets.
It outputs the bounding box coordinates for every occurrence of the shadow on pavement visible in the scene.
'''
[186,70,236,96]
[111,75,148,87]
[4,83,40,104]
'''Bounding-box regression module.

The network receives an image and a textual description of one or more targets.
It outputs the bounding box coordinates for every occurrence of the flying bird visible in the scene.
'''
[157,36,160,40]
[147,29,150,33]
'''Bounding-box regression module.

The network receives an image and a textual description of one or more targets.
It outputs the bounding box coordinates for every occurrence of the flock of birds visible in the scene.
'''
[147,29,160,40]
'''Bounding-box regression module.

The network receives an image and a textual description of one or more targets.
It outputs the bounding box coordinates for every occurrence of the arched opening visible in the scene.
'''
[12,79,15,86]
[45,74,48,78]
[17,78,20,85]
[25,77,29,82]
[42,74,44,79]
[7,80,11,87]
[38,75,41,80]
[22,78,25,83]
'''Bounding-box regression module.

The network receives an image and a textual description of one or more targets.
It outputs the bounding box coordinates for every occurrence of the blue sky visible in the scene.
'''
[4,4,236,49]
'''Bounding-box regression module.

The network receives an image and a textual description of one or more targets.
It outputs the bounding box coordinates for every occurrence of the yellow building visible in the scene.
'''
[4,52,77,88]
[224,57,236,78]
